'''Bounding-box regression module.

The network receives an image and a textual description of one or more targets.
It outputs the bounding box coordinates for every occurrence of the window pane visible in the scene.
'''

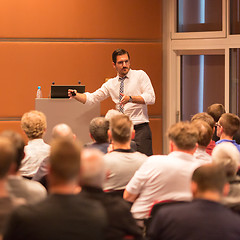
[181,55,225,121]
[230,49,240,114]
[230,0,240,34]
[177,0,222,32]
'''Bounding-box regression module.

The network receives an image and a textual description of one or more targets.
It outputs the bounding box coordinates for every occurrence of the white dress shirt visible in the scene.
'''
[19,139,50,178]
[126,151,201,219]
[194,147,212,164]
[85,69,155,125]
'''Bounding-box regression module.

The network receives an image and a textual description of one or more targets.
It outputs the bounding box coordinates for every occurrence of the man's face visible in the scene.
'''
[113,54,130,77]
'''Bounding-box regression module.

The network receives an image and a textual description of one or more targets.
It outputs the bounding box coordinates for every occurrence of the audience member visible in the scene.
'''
[103,115,147,193]
[1,131,46,204]
[84,117,110,154]
[33,123,76,182]
[0,137,16,235]
[216,113,240,152]
[80,148,143,240]
[4,139,107,240]
[148,164,240,240]
[105,109,137,151]
[191,112,215,155]
[19,110,50,178]
[207,103,226,142]
[212,142,240,208]
[124,121,200,223]
[191,120,212,163]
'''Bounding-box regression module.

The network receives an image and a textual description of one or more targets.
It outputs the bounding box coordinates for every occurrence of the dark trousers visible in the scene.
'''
[134,122,153,156]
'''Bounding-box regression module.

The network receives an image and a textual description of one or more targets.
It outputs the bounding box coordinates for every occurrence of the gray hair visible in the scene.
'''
[212,142,240,180]
[51,123,74,140]
[89,117,109,143]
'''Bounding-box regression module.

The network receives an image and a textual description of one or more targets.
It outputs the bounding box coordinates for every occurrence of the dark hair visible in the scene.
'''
[168,121,198,150]
[191,112,215,129]
[110,115,133,143]
[192,164,227,194]
[0,131,25,171]
[219,113,240,137]
[112,49,130,64]
[89,117,109,143]
[191,120,213,147]
[50,139,81,181]
[0,137,16,179]
[207,104,226,122]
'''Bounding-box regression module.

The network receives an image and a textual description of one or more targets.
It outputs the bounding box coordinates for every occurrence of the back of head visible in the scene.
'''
[191,120,213,147]
[110,115,133,144]
[0,136,16,179]
[168,121,198,151]
[80,148,105,188]
[192,164,227,194]
[89,117,109,143]
[191,112,215,130]
[219,113,240,137]
[207,103,226,122]
[212,142,240,180]
[50,139,81,182]
[51,123,74,140]
[0,131,25,172]
[112,49,130,64]
[21,110,47,140]
[105,109,123,121]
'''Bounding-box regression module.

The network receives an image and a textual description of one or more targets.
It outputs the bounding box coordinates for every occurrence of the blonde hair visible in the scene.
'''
[168,121,198,150]
[21,110,47,139]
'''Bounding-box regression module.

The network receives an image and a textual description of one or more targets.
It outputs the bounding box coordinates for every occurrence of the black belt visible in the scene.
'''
[134,122,149,129]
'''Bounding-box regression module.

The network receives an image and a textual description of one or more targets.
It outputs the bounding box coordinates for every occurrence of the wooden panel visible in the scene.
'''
[0,121,28,143]
[0,0,161,40]
[149,118,162,154]
[0,42,161,117]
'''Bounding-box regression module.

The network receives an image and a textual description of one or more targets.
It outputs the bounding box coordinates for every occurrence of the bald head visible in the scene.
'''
[51,124,75,140]
[80,149,105,188]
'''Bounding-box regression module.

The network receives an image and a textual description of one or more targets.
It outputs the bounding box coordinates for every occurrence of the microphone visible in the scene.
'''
[52,81,55,85]
[78,81,81,85]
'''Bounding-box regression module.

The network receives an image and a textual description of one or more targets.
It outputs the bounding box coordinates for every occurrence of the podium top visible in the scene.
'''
[51,85,85,98]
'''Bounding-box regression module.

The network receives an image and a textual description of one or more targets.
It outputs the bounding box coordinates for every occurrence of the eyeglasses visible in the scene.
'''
[215,123,222,128]
[116,60,129,66]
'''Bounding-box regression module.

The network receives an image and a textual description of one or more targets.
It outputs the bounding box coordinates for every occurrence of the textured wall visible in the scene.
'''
[0,0,162,153]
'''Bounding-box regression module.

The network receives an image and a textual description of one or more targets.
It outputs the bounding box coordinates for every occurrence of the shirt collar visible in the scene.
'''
[113,148,135,153]
[117,69,131,81]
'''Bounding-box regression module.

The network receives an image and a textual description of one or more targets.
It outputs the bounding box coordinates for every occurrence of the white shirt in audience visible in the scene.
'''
[126,151,200,219]
[19,139,50,178]
[194,147,212,164]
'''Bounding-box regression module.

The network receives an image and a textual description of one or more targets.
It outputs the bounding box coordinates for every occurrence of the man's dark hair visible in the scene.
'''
[191,112,215,129]
[1,131,25,171]
[50,139,81,182]
[219,113,240,137]
[89,117,109,143]
[0,137,16,179]
[192,164,227,194]
[207,103,226,122]
[112,49,130,64]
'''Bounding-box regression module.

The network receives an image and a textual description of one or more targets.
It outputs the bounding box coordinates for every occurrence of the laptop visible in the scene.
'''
[51,85,85,98]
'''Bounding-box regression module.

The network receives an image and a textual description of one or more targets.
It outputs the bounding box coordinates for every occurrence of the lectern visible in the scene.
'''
[35,98,100,144]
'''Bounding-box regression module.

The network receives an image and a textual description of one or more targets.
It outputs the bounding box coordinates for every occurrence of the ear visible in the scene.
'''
[169,140,174,152]
[191,181,198,197]
[131,129,135,140]
[112,62,116,70]
[108,130,112,141]
[223,183,230,196]
[72,134,77,141]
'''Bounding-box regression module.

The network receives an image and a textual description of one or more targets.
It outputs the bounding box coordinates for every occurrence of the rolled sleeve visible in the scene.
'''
[139,71,155,105]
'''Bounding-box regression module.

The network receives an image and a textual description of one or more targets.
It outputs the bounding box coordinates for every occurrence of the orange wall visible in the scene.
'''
[0,0,162,154]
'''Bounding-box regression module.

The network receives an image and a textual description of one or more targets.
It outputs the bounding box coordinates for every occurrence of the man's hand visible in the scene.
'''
[68,89,77,99]
[120,93,130,105]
